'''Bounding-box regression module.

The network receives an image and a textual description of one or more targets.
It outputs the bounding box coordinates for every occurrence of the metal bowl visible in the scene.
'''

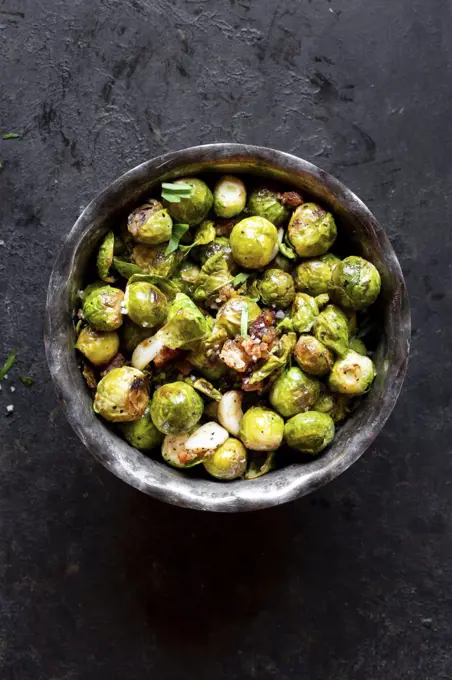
[44,144,410,512]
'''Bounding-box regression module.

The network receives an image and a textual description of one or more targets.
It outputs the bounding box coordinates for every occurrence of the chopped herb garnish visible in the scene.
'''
[161,182,194,203]
[2,133,20,140]
[232,272,250,287]
[165,223,189,255]
[0,350,16,380]
[240,305,249,338]
[20,376,34,387]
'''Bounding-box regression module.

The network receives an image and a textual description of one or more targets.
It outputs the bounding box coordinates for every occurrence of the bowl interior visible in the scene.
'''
[45,144,410,512]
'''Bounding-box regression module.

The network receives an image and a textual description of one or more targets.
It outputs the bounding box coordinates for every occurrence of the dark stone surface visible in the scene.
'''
[0,0,450,677]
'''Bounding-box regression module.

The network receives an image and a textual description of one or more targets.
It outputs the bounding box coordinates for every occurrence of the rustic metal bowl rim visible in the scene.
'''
[44,143,410,512]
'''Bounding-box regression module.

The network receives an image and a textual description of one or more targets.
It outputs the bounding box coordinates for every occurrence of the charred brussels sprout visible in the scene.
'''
[82,285,124,331]
[313,304,349,356]
[294,334,334,376]
[163,178,213,227]
[284,411,335,454]
[294,253,340,296]
[203,438,247,480]
[132,244,182,277]
[247,186,290,227]
[230,217,278,269]
[269,367,320,418]
[97,231,115,282]
[329,256,381,310]
[195,237,235,270]
[75,326,120,366]
[171,260,201,296]
[288,203,337,257]
[120,406,164,450]
[258,269,295,308]
[93,367,149,422]
[124,281,168,328]
[328,350,376,395]
[127,199,173,245]
[313,388,351,424]
[150,381,204,435]
[239,406,284,451]
[213,175,247,218]
[291,293,319,333]
[216,296,261,337]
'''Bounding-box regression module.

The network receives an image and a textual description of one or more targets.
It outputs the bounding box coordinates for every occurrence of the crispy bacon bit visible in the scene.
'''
[154,347,183,368]
[100,353,126,377]
[216,284,237,304]
[241,336,270,362]
[220,339,250,373]
[277,191,304,208]
[215,218,239,237]
[174,359,192,376]
[82,362,97,390]
[248,310,279,349]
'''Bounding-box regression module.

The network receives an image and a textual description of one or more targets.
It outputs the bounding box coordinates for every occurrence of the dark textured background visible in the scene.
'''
[1,1,451,678]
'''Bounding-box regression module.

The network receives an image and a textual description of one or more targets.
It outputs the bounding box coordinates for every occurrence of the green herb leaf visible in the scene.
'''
[179,220,215,255]
[232,272,250,287]
[0,349,16,380]
[161,192,182,203]
[165,223,189,256]
[20,376,34,387]
[161,182,195,204]
[240,305,249,338]
[2,132,20,140]
[112,257,146,279]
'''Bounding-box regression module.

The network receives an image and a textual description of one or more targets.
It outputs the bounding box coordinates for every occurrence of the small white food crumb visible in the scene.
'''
[3,374,7,380]
[275,310,285,319]
[6,404,14,413]
[10,386,15,393]
[0,239,5,246]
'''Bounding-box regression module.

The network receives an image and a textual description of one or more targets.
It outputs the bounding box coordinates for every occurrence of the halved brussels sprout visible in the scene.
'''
[284,411,335,454]
[82,285,124,331]
[163,178,213,227]
[247,186,290,227]
[93,366,149,422]
[203,438,247,480]
[294,334,334,376]
[124,281,168,328]
[294,253,340,296]
[288,203,337,257]
[132,243,182,277]
[127,199,173,245]
[230,217,278,269]
[213,175,247,218]
[216,296,261,337]
[150,381,204,434]
[97,231,115,282]
[313,304,349,356]
[269,366,320,418]
[120,406,164,450]
[258,269,295,308]
[291,293,319,333]
[239,406,284,451]
[75,326,120,366]
[329,256,381,310]
[328,350,376,395]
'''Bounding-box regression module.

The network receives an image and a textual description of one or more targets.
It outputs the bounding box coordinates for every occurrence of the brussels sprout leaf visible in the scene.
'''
[232,272,250,287]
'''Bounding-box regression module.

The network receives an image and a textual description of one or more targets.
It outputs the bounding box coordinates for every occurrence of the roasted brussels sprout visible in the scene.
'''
[349,336,368,355]
[216,296,261,337]
[288,203,337,257]
[314,293,330,309]
[93,366,149,422]
[328,350,376,395]
[121,319,153,353]
[171,260,201,296]
[294,254,340,296]
[120,406,164,450]
[291,293,319,333]
[195,237,235,270]
[213,175,247,218]
[269,366,320,418]
[294,334,334,376]
[162,429,204,468]
[313,304,349,356]
[271,252,293,273]
[150,381,204,434]
[127,199,172,245]
[239,406,284,451]
[284,411,335,454]
[82,285,124,331]
[230,217,278,269]
[97,231,115,282]
[132,244,182,277]
[203,437,247,480]
[258,269,295,308]
[75,326,120,366]
[124,281,168,328]
[163,178,213,227]
[188,324,227,380]
[192,252,235,305]
[329,256,381,310]
[312,388,351,424]
[247,186,290,227]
